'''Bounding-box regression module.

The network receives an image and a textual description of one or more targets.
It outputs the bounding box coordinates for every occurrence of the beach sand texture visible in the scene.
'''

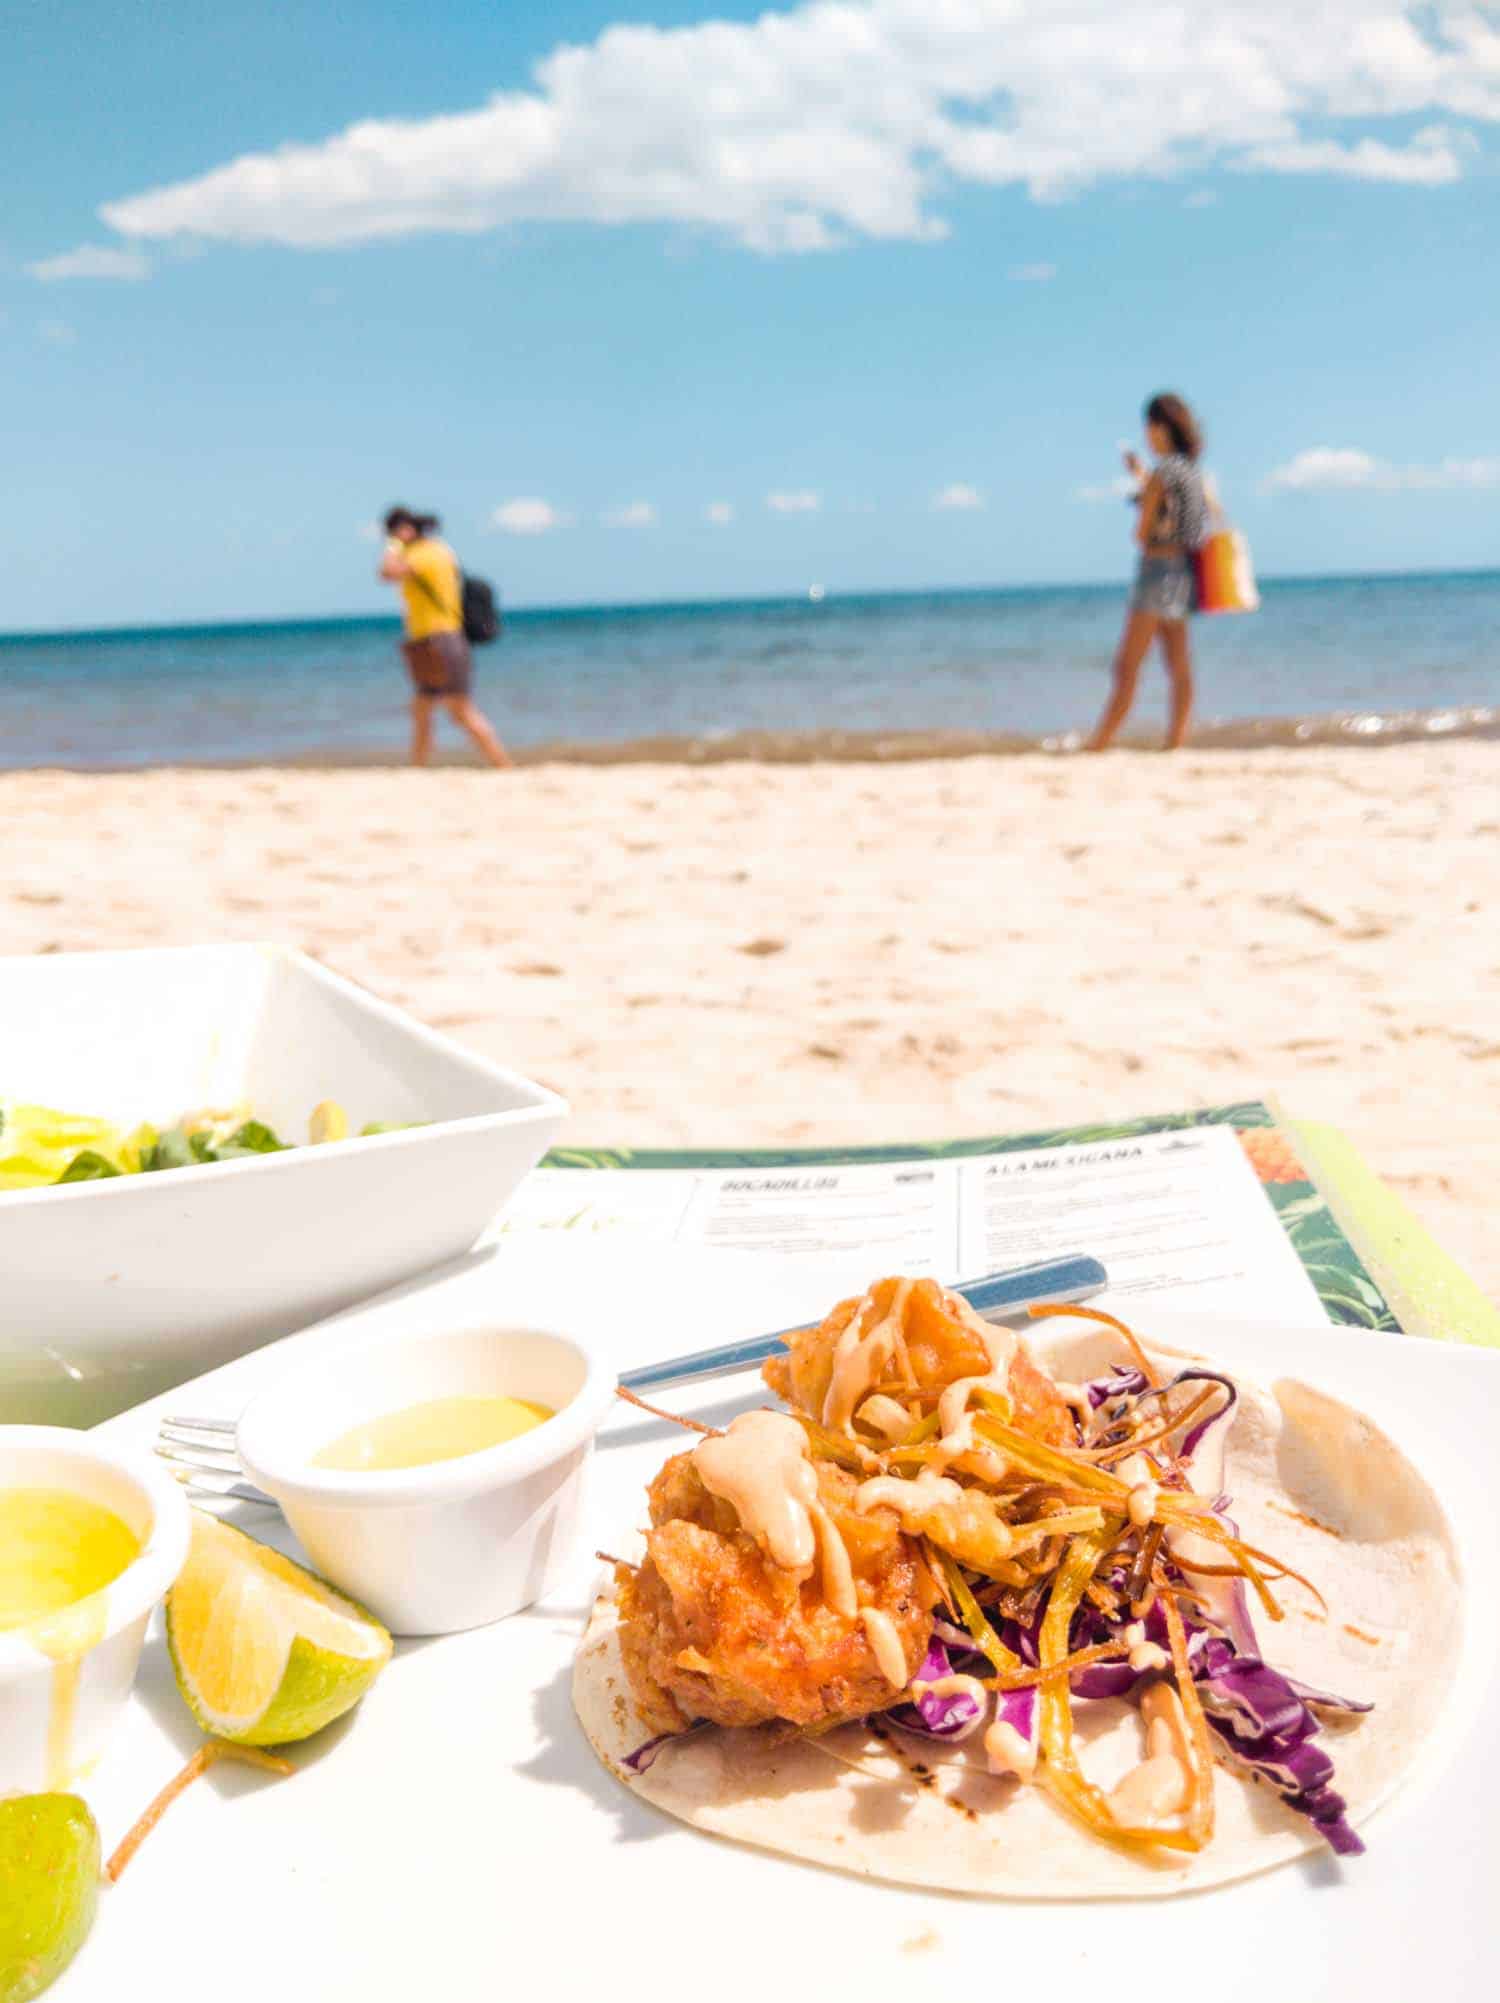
[3,742,1496,1301]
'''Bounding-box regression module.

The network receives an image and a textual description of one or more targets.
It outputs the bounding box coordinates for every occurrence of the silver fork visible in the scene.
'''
[154,1252,1106,1507]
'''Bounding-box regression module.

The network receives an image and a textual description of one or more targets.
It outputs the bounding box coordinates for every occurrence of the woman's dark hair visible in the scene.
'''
[383,506,440,535]
[1144,393,1202,461]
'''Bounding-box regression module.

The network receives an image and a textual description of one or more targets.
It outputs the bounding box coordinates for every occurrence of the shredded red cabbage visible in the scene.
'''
[1169,1369,1239,1461]
[1045,1363,1369,1855]
[1084,1364,1149,1411]
[888,1638,987,1741]
[622,1722,706,1773]
[991,1683,1037,1763]
[1054,1564,1370,1854]
[1192,1634,1365,1855]
[1284,1676,1374,1717]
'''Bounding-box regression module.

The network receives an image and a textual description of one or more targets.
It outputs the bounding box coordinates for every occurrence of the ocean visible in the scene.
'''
[1,571,1496,768]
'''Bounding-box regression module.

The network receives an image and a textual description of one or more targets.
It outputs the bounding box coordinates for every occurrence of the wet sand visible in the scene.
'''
[11,704,1500,772]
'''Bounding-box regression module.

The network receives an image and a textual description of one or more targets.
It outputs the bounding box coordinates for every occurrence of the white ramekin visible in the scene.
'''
[235,1319,618,1637]
[0,1426,193,1793]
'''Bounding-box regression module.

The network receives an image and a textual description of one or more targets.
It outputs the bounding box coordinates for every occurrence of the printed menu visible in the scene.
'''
[497,1105,1394,1329]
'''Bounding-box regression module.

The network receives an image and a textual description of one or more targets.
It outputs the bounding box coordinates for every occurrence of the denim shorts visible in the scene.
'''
[1129,555,1194,620]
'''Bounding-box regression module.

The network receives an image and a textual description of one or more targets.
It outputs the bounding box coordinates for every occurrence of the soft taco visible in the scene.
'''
[573,1278,1460,1897]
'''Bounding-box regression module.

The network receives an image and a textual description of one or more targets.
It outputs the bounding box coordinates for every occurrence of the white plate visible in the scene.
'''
[64,1245,1500,2001]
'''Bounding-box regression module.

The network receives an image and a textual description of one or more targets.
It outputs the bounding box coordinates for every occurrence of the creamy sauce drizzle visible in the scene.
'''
[1122,1618,1169,1674]
[1108,1681,1193,1827]
[860,1607,909,1687]
[1115,1453,1164,1533]
[855,1469,963,1527]
[912,1672,989,1709]
[694,1411,820,1572]
[933,1308,1017,1464]
[983,1716,1037,1781]
[692,1410,860,1615]
[1126,1480,1159,1529]
[822,1282,913,1432]
[815,1503,857,1619]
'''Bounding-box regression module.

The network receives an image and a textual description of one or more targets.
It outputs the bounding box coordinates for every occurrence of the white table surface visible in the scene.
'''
[52,1241,1500,2001]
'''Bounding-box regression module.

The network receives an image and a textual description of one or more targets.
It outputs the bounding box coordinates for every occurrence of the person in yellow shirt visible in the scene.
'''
[378,507,511,768]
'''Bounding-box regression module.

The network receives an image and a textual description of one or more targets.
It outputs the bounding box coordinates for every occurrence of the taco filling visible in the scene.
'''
[599,1278,1382,1864]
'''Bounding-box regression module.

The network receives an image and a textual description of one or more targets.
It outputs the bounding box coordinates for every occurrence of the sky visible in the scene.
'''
[4,0,1500,631]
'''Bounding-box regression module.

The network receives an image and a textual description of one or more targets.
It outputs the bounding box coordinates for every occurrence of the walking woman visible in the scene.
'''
[379,507,511,768]
[1088,393,1209,752]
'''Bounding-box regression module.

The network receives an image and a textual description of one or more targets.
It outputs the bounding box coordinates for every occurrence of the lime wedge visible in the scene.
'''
[166,1513,392,1746]
[0,1794,99,2003]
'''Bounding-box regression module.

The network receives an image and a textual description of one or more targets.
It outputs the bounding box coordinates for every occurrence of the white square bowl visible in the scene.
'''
[0,943,567,1426]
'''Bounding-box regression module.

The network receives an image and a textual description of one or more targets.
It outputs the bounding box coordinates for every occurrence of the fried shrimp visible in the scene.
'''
[616,1448,938,1736]
[596,1279,1384,1872]
[765,1275,1074,1447]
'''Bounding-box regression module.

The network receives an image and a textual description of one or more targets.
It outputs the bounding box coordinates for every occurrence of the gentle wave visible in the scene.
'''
[20,704,1493,771]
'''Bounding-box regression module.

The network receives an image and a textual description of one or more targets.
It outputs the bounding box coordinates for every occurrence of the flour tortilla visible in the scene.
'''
[572,1326,1462,1897]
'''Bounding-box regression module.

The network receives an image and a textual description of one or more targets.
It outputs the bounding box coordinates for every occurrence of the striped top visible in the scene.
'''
[1151,454,1210,550]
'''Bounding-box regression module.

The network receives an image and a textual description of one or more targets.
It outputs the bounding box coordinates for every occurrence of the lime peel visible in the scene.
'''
[166,1513,392,1746]
[0,1793,99,2003]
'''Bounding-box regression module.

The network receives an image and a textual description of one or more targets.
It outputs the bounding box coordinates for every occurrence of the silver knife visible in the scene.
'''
[619,1252,1107,1393]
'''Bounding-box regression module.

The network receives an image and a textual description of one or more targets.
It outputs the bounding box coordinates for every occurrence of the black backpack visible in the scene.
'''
[460,573,502,646]
[404,544,502,646]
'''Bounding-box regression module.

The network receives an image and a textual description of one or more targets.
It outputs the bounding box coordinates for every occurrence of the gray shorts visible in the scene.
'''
[401,630,473,698]
[1129,555,1194,620]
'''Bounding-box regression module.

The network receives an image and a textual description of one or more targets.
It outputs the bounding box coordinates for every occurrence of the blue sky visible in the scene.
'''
[5,1,1500,630]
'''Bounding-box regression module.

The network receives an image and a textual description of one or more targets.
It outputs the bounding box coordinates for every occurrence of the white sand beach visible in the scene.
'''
[4,741,1496,1298]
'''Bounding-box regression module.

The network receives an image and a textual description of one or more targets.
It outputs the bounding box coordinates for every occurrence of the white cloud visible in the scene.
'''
[932,482,984,510]
[491,497,566,534]
[603,500,657,527]
[1075,475,1137,502]
[704,500,734,525]
[37,319,77,347]
[1264,448,1387,491]
[1184,190,1220,208]
[767,490,821,514]
[87,5,1500,259]
[1007,262,1056,281]
[1240,124,1466,186]
[28,243,151,282]
[1422,458,1500,488]
[1264,446,1500,493]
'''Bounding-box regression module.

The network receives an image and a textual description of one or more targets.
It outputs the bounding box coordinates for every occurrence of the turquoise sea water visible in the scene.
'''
[1,571,1496,768]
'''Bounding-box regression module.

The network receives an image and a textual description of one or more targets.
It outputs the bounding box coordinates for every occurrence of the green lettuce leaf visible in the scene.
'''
[57,1150,123,1182]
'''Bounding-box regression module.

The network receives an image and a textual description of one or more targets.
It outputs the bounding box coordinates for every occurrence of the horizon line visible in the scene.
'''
[3,561,1498,646]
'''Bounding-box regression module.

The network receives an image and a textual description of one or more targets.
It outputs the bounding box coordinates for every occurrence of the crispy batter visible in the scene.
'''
[764,1275,1074,1445]
[616,1453,938,1734]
